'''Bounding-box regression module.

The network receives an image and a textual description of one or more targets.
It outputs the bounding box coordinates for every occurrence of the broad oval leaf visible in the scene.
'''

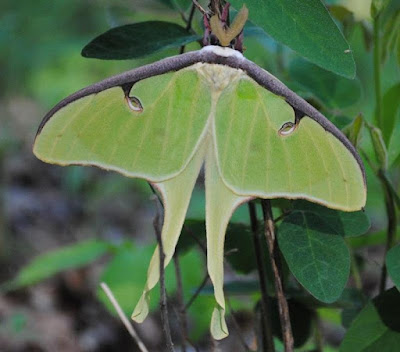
[278,211,351,303]
[289,58,362,109]
[229,0,355,78]
[340,288,400,351]
[3,239,110,291]
[98,244,205,316]
[382,83,400,145]
[293,200,371,238]
[98,244,172,316]
[269,299,313,348]
[387,244,400,290]
[371,0,391,18]
[82,21,200,60]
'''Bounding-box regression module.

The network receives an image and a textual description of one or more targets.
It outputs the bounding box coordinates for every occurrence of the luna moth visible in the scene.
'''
[33,12,366,339]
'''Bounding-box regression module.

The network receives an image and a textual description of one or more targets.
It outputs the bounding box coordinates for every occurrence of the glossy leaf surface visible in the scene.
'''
[341,288,400,351]
[278,210,350,303]
[4,239,110,290]
[387,244,400,290]
[229,0,356,77]
[292,200,370,238]
[82,21,200,60]
[289,58,362,109]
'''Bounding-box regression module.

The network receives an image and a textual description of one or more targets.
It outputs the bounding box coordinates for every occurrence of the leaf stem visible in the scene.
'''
[350,249,363,291]
[173,253,189,351]
[153,199,174,351]
[360,152,398,292]
[378,170,397,293]
[261,200,294,352]
[374,14,383,129]
[184,274,209,311]
[226,298,252,351]
[313,312,323,352]
[248,202,275,352]
[180,2,197,54]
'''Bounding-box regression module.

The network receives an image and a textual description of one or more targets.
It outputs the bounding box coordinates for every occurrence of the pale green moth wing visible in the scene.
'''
[34,66,211,182]
[214,75,366,211]
[33,46,367,341]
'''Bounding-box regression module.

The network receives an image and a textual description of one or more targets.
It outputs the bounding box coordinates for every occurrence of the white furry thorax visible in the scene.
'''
[193,46,245,93]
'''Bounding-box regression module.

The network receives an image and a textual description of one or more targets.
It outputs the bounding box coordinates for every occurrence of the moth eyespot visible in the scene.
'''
[126,96,143,112]
[278,122,297,136]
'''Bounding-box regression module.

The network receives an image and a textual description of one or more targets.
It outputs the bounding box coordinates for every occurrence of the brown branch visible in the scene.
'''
[313,312,323,352]
[192,0,207,16]
[184,273,209,311]
[248,202,275,352]
[173,253,189,351]
[226,298,252,351]
[153,196,174,351]
[261,200,294,352]
[180,2,197,54]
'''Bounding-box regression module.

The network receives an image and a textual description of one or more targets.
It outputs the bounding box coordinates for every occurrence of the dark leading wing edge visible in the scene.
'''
[36,46,365,185]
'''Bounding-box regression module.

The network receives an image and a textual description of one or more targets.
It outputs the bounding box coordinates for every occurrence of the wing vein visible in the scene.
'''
[304,125,333,202]
[326,135,350,208]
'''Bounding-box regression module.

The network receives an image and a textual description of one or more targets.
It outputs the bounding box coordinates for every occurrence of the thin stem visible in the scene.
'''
[274,210,291,224]
[100,283,149,352]
[248,202,275,352]
[184,274,209,311]
[261,200,294,352]
[350,249,363,291]
[173,253,189,351]
[360,152,398,292]
[180,2,197,54]
[374,14,383,129]
[313,312,323,352]
[226,298,252,352]
[153,200,174,351]
[192,0,207,16]
[379,171,397,293]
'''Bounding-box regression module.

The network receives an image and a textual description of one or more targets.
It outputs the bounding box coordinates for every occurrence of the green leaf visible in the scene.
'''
[289,58,361,110]
[229,0,356,78]
[381,83,400,144]
[285,286,366,310]
[269,299,313,348]
[388,110,400,167]
[4,239,110,290]
[293,200,371,238]
[158,0,192,10]
[278,210,350,303]
[340,288,400,351]
[181,219,274,277]
[367,124,389,171]
[397,33,400,67]
[371,0,391,18]
[177,219,206,254]
[98,243,210,339]
[98,244,157,316]
[387,244,400,290]
[348,228,400,249]
[82,21,200,60]
[381,10,400,63]
[341,289,367,328]
[201,280,261,296]
[225,223,269,275]
[343,114,364,149]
